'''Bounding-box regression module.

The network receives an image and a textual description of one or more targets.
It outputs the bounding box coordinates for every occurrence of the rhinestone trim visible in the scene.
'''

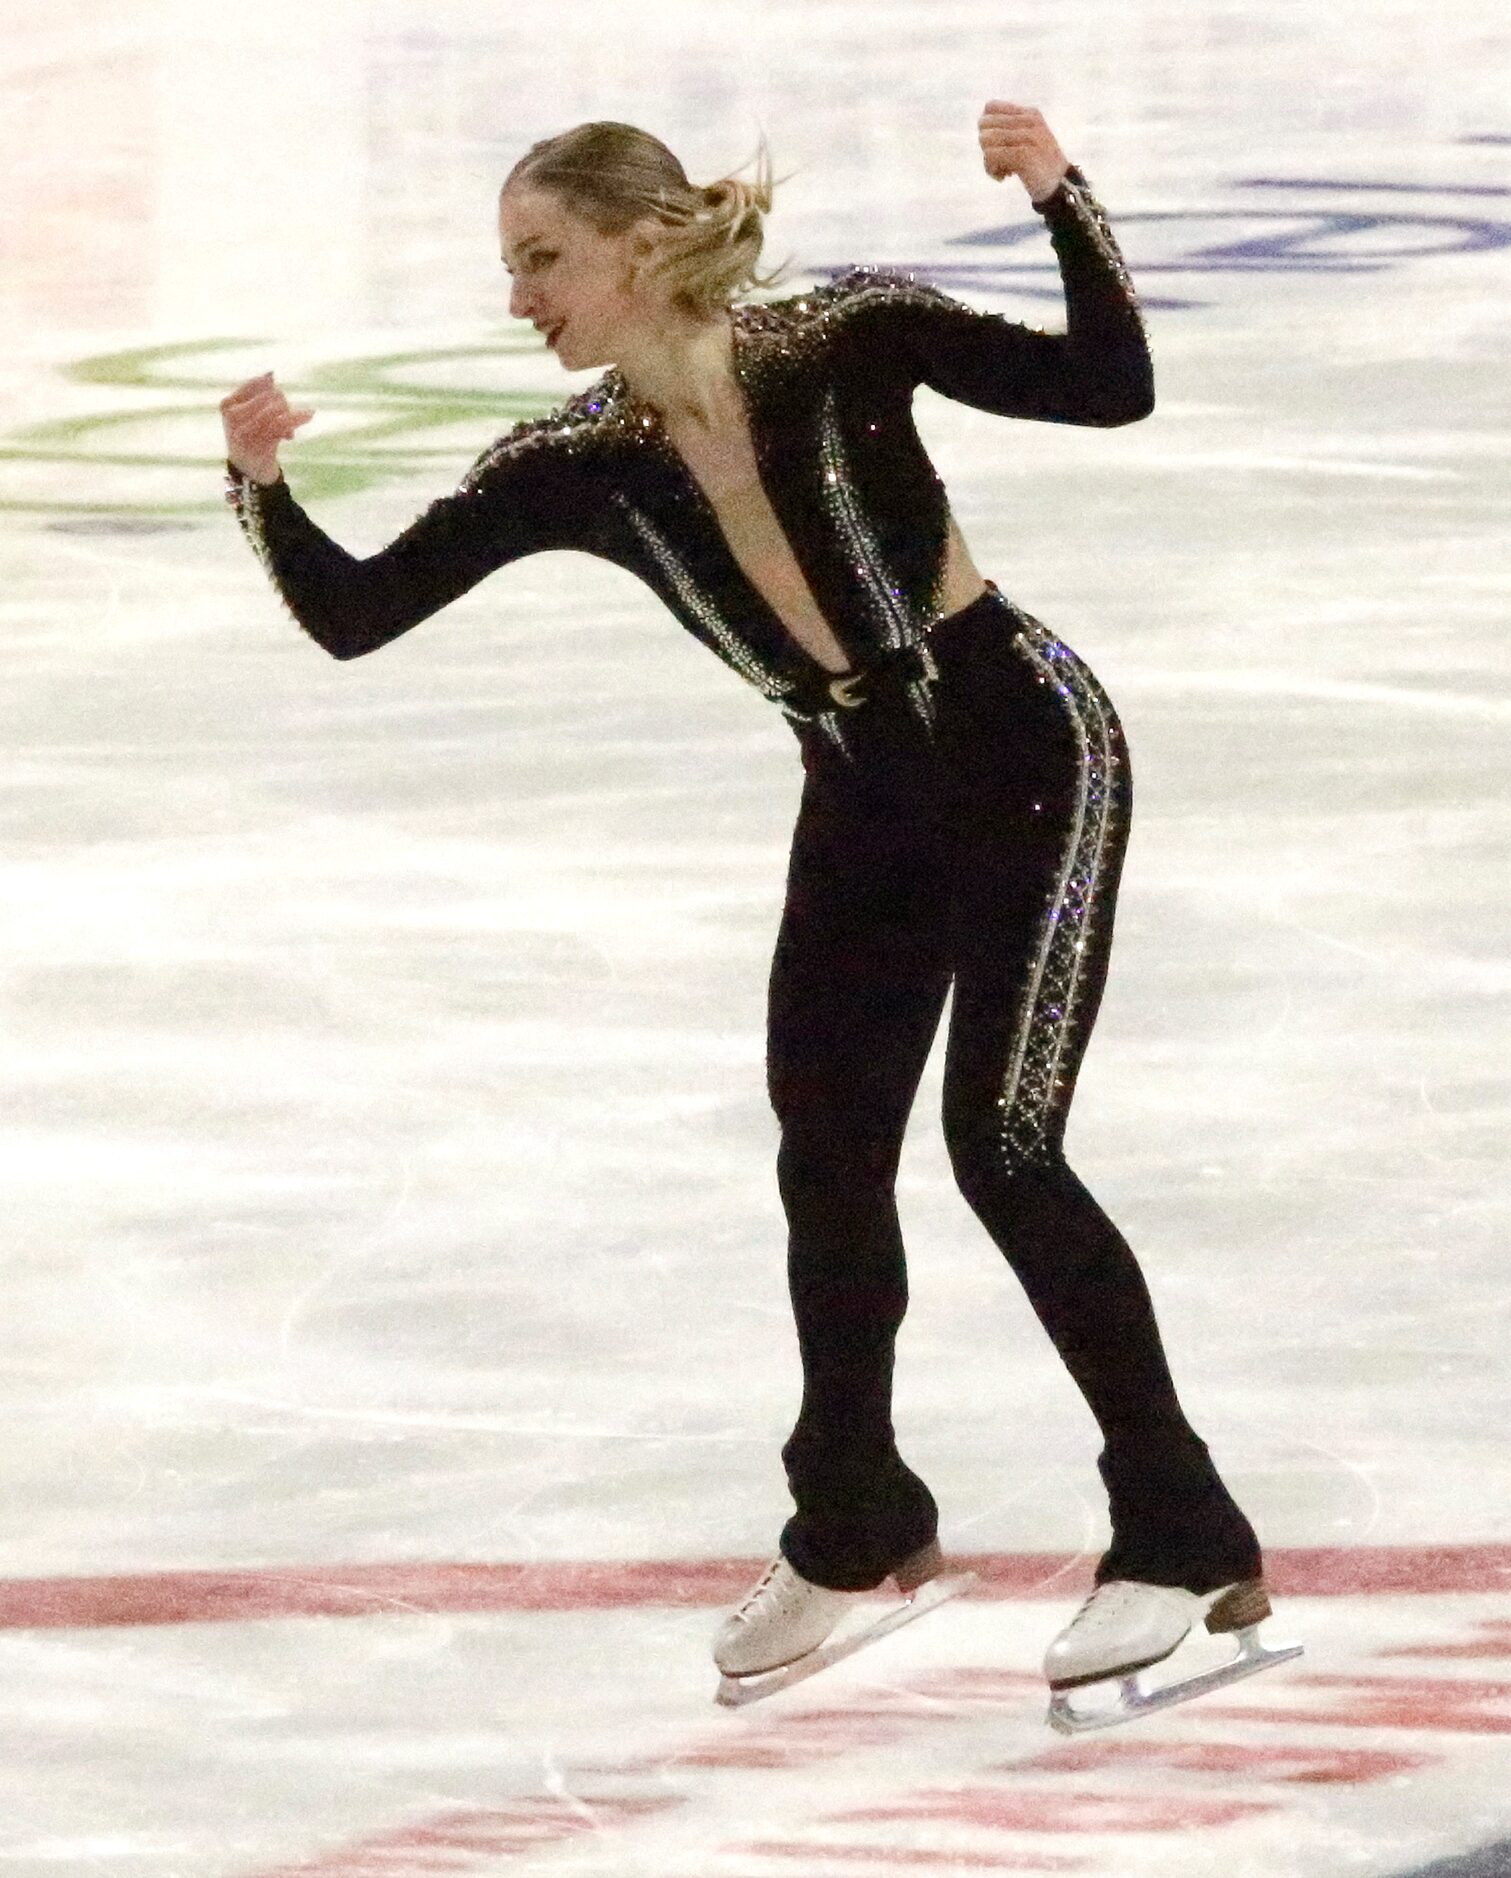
[818,387,940,740]
[224,468,275,579]
[611,494,796,702]
[1057,173,1144,326]
[996,612,1122,1164]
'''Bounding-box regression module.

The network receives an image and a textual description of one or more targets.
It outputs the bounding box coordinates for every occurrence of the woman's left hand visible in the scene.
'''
[978,100,1070,203]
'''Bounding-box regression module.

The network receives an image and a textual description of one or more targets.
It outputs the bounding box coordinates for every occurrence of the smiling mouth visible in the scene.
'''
[547,320,566,348]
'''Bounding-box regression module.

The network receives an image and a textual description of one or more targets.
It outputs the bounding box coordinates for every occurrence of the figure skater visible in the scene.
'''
[220,99,1300,1729]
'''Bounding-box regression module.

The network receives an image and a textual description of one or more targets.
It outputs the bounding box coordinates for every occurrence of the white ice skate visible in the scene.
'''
[713,1540,976,1708]
[1043,1577,1303,1733]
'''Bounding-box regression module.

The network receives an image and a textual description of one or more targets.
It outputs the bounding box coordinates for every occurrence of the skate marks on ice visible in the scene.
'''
[714,1568,980,1708]
[224,1595,1511,1878]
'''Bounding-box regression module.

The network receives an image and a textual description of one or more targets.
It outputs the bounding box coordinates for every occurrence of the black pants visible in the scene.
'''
[767,585,1262,1594]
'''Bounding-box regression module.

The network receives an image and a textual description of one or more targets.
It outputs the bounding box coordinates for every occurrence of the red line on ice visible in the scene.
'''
[736,1847,1089,1868]
[0,1542,1507,1632]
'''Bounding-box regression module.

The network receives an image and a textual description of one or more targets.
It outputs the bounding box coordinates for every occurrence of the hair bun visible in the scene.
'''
[506,121,788,316]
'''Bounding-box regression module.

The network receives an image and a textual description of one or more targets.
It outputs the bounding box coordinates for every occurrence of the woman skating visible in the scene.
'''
[220,100,1299,1729]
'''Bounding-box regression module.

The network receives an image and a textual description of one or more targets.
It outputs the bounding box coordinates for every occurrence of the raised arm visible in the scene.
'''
[835,101,1152,427]
[221,375,570,660]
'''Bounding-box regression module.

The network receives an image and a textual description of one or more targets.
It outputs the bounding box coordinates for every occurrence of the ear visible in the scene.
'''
[626,212,668,264]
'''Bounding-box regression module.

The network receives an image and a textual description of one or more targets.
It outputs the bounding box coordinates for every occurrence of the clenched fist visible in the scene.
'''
[220,371,315,486]
[978,101,1069,204]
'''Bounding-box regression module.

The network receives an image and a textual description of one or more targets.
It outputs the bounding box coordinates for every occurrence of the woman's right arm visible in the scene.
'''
[220,373,561,660]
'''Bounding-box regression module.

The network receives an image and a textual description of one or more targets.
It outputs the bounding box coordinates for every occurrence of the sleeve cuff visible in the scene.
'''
[224,460,286,492]
[1032,164,1086,216]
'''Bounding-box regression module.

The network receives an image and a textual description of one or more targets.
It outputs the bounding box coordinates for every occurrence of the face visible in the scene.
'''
[499,183,666,370]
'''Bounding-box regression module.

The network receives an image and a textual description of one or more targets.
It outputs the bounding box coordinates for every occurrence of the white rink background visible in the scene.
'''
[1,2,1509,1874]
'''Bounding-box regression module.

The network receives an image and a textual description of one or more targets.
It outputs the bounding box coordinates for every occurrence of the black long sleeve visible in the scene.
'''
[224,431,576,660]
[838,165,1153,427]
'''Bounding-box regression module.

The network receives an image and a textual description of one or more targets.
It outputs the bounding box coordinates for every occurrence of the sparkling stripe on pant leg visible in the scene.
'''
[996,619,1121,1165]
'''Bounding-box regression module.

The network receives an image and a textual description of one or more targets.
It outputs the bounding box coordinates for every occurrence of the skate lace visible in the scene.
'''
[733,1558,799,1622]
[1064,1581,1160,1637]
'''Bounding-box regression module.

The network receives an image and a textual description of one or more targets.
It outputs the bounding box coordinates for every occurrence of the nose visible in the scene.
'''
[508,278,532,321]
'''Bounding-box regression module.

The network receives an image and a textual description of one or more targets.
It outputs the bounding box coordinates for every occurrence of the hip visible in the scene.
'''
[792,583,1130,811]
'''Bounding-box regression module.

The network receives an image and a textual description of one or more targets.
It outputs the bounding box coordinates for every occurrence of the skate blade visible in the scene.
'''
[714,1571,978,1709]
[1046,1624,1305,1735]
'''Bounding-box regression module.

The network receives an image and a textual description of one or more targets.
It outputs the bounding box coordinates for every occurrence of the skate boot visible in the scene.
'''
[713,1539,974,1707]
[1043,1576,1303,1733]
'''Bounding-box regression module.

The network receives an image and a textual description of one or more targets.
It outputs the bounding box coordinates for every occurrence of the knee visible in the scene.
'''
[776,1120,903,1213]
[943,1103,1062,1216]
[945,1104,1024,1202]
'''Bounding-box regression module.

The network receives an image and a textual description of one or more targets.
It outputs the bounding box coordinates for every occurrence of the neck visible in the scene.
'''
[616,307,738,429]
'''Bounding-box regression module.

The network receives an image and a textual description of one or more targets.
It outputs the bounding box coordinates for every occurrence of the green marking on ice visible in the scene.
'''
[60,332,541,394]
[301,339,544,403]
[4,333,560,516]
[63,338,274,391]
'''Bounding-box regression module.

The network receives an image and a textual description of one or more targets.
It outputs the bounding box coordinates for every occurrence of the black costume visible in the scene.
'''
[226,165,1261,1596]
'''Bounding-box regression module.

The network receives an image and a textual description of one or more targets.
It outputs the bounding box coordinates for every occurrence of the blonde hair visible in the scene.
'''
[503,120,793,320]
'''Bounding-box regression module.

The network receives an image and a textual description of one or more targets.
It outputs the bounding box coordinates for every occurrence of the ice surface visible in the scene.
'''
[1,1,1508,1872]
